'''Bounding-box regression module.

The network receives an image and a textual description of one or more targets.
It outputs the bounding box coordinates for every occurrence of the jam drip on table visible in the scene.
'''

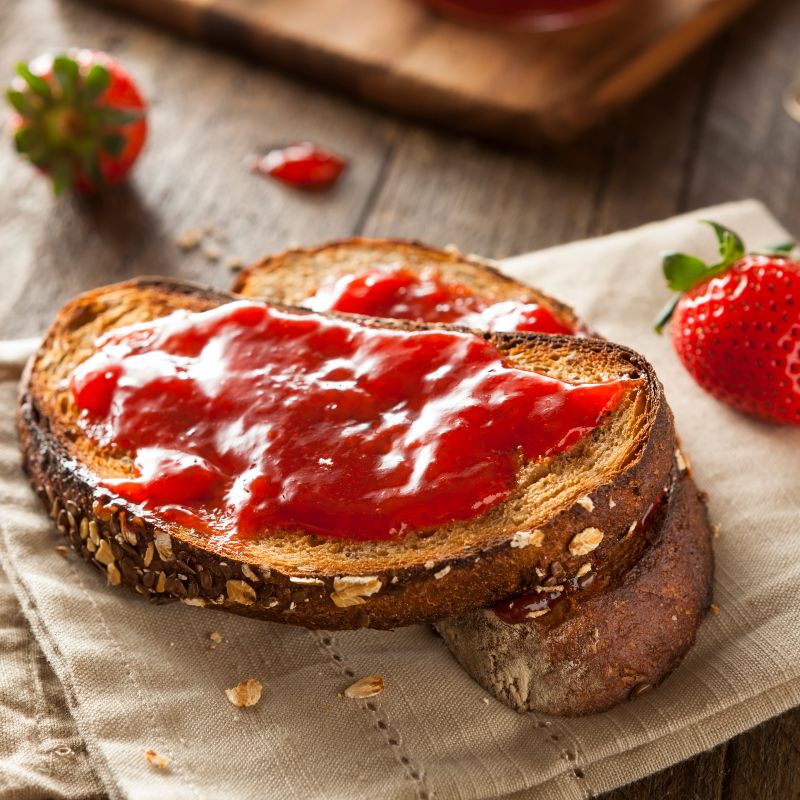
[304,267,576,335]
[494,487,669,624]
[248,142,346,189]
[71,301,633,543]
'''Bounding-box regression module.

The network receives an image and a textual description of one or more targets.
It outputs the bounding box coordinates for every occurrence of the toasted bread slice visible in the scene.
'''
[19,278,674,630]
[232,238,583,333]
[435,472,714,716]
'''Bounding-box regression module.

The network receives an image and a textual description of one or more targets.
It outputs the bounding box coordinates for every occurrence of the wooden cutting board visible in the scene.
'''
[94,0,756,144]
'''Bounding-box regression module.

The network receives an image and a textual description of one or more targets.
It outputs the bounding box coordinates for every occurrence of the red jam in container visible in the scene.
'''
[305,267,576,335]
[71,302,633,543]
[418,0,625,30]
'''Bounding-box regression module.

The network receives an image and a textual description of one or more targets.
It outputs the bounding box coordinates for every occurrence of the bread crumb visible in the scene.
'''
[210,631,222,643]
[712,523,721,539]
[225,679,263,708]
[344,675,384,699]
[202,242,222,262]
[175,229,200,250]
[671,615,678,622]
[482,697,490,704]
[145,748,170,769]
[710,604,720,616]
[54,545,69,558]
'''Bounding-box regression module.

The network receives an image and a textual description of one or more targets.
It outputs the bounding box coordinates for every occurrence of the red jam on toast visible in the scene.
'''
[304,267,576,335]
[71,302,632,542]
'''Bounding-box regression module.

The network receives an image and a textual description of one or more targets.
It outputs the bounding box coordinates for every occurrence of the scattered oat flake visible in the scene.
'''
[226,678,263,708]
[145,749,170,769]
[202,242,222,262]
[344,675,384,699]
[176,229,201,250]
[54,546,69,558]
[210,631,222,643]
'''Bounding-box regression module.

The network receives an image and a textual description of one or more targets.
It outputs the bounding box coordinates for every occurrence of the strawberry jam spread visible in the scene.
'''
[304,268,576,335]
[70,301,632,542]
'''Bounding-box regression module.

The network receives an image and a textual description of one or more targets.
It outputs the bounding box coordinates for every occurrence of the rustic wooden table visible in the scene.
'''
[2,0,800,796]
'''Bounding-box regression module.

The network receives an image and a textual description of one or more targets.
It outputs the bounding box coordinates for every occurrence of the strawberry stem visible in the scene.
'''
[655,220,747,333]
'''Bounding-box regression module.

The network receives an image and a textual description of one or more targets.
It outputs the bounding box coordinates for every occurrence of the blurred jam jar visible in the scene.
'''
[419,0,625,30]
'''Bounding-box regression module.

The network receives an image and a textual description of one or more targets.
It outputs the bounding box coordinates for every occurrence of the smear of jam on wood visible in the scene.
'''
[248,142,346,189]
[71,301,634,542]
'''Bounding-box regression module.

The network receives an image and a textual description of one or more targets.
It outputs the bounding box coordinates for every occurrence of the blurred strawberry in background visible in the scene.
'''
[6,49,147,194]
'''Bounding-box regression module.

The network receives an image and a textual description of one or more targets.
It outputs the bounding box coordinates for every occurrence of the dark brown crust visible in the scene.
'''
[434,473,714,716]
[232,237,583,334]
[18,278,675,630]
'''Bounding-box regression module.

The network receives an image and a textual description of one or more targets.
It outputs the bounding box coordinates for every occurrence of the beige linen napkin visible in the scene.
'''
[1,199,799,800]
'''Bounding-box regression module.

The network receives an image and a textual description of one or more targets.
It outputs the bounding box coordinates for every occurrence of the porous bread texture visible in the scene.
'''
[435,473,714,716]
[19,278,674,629]
[232,237,581,332]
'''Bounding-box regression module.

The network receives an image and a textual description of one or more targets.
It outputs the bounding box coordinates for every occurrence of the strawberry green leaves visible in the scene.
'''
[655,221,747,332]
[662,252,709,293]
[5,51,146,194]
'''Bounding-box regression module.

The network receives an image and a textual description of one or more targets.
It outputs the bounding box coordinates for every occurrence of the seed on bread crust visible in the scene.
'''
[107,563,122,585]
[154,532,174,562]
[526,609,549,619]
[510,530,544,549]
[226,579,257,605]
[94,539,115,566]
[241,564,259,582]
[576,496,594,512]
[568,528,604,557]
[331,576,381,607]
[434,565,451,580]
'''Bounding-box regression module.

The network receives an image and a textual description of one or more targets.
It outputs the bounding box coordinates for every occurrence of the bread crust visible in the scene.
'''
[434,473,714,716]
[18,278,675,630]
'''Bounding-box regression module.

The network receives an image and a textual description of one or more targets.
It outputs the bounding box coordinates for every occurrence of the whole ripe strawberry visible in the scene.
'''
[6,50,147,193]
[656,222,800,425]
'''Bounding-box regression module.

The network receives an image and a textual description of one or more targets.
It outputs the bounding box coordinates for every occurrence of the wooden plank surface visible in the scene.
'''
[90,0,757,143]
[1,0,800,796]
